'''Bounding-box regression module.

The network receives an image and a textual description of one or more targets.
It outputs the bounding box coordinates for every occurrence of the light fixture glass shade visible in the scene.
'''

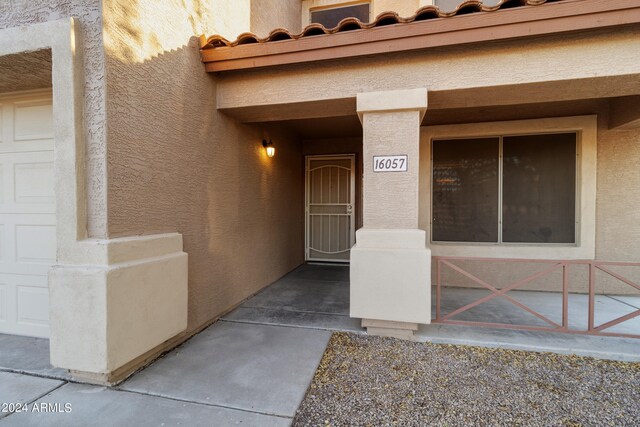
[266,145,275,157]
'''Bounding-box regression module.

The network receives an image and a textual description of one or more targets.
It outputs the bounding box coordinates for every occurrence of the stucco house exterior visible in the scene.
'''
[0,0,639,385]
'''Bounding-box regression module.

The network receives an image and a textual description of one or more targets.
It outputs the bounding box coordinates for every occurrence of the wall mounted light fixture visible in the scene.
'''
[262,139,275,157]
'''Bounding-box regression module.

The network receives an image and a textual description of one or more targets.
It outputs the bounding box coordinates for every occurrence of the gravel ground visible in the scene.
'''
[292,333,640,427]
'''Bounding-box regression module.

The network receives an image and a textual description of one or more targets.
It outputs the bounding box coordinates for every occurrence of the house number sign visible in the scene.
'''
[373,155,408,172]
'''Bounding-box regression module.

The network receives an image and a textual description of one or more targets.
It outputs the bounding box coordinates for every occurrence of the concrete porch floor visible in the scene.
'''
[0,264,638,425]
[224,264,640,361]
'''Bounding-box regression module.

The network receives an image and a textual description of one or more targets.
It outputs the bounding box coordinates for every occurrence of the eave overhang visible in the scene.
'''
[199,0,640,73]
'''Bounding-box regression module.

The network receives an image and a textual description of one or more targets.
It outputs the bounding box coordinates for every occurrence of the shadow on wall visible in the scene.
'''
[102,0,305,333]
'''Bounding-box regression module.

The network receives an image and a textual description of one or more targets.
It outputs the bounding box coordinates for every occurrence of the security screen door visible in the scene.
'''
[305,155,356,262]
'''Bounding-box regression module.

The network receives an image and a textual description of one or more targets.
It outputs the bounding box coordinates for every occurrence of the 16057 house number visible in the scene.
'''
[373,155,408,172]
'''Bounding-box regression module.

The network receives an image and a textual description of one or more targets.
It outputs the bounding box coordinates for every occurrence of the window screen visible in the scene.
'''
[432,133,577,244]
[310,3,370,28]
[502,134,576,243]
[432,138,499,242]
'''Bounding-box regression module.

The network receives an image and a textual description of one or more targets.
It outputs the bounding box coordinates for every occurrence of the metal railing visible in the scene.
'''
[433,257,640,339]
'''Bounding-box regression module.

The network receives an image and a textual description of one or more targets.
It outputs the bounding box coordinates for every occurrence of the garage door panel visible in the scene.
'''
[0,152,55,214]
[0,94,54,338]
[0,142,54,153]
[14,161,54,204]
[0,214,55,276]
[0,205,56,215]
[17,284,49,325]
[1,265,50,277]
[0,275,49,338]
[0,279,17,335]
[16,224,56,265]
[13,101,53,141]
[3,151,54,202]
[0,163,4,204]
[0,102,54,153]
[0,282,7,323]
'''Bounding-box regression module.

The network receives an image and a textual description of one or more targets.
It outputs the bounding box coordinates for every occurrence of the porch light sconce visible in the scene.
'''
[263,139,275,157]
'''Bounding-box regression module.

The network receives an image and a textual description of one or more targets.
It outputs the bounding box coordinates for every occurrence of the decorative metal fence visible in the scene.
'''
[433,257,640,339]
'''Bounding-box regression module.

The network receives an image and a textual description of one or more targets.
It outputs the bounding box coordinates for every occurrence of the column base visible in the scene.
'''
[362,319,419,341]
[350,229,431,327]
[49,233,188,385]
[68,329,184,386]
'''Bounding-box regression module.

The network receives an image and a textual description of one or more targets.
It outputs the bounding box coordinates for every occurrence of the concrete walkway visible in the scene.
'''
[0,323,330,426]
[1,263,638,426]
[0,265,343,426]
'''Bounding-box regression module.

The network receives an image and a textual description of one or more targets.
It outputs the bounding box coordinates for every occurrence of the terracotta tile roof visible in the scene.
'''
[201,0,563,50]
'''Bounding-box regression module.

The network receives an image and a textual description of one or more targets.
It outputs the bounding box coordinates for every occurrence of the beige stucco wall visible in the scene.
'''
[593,118,640,296]
[363,111,421,229]
[210,21,640,295]
[251,0,302,37]
[3,0,637,336]
[102,0,304,332]
[212,0,251,40]
[0,0,108,238]
[597,127,640,263]
[217,27,640,114]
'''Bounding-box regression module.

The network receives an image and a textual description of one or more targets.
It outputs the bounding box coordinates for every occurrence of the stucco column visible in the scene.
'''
[351,88,430,340]
[0,18,188,386]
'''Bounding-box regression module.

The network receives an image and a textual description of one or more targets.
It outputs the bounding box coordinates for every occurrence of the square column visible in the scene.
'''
[351,88,430,340]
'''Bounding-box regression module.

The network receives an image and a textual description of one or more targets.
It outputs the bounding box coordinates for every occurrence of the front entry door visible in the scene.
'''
[305,155,356,263]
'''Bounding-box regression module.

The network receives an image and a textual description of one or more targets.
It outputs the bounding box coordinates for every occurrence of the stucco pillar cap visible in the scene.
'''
[356,88,428,123]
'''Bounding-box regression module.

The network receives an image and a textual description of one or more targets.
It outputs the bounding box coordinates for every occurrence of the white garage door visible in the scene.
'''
[0,93,55,338]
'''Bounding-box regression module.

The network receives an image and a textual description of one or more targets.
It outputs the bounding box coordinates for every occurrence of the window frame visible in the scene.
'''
[431,132,579,245]
[308,1,372,27]
[419,116,597,260]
